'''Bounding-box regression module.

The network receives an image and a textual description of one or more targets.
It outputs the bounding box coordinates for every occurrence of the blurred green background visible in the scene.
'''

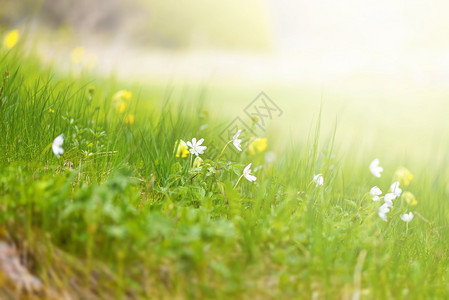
[3,0,449,165]
[0,0,272,50]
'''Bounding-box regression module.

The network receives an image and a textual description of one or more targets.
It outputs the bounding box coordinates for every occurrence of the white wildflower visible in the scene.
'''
[232,129,242,151]
[52,134,64,158]
[400,212,414,222]
[390,181,402,197]
[243,163,257,182]
[384,193,397,207]
[369,158,383,178]
[313,174,324,187]
[378,203,391,222]
[186,138,207,156]
[370,186,382,201]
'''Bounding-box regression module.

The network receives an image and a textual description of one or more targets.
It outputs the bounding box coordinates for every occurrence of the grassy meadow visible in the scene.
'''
[1,30,449,300]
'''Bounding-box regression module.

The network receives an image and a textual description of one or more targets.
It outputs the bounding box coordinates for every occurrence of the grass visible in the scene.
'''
[1,37,449,300]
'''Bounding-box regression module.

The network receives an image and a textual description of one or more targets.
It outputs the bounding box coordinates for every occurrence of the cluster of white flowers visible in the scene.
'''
[185,130,257,186]
[54,129,258,188]
[368,158,414,224]
[52,131,416,227]
[376,181,401,221]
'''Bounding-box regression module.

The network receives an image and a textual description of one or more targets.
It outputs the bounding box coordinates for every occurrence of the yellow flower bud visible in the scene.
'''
[176,140,189,158]
[124,114,135,125]
[402,191,418,206]
[248,138,267,155]
[193,156,203,168]
[251,115,260,126]
[113,90,132,102]
[394,167,414,186]
[87,86,96,95]
[3,30,19,49]
[116,101,127,114]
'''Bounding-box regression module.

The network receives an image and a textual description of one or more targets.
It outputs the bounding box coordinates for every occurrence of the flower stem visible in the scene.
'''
[216,140,232,160]
[233,175,244,190]
[406,222,409,235]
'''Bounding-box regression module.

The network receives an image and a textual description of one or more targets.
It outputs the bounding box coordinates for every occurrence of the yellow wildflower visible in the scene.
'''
[117,101,127,114]
[394,167,414,186]
[193,156,203,168]
[113,90,132,102]
[112,90,132,113]
[71,47,85,64]
[248,137,267,155]
[3,30,19,49]
[402,191,418,206]
[49,108,55,113]
[176,140,189,158]
[124,114,135,125]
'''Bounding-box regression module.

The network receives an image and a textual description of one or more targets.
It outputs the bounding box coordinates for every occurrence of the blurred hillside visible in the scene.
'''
[0,0,272,50]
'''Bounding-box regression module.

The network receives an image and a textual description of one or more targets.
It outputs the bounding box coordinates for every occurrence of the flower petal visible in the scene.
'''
[233,139,242,151]
[244,174,257,182]
[370,158,379,169]
[378,212,388,222]
[233,129,242,140]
